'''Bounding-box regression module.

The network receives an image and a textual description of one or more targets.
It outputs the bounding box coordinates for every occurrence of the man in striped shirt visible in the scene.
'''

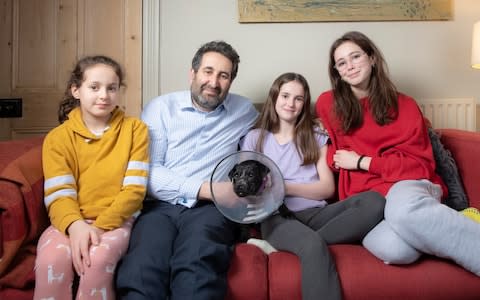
[116,40,258,300]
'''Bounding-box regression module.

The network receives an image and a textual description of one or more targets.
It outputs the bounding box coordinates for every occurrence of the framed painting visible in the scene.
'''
[238,0,453,23]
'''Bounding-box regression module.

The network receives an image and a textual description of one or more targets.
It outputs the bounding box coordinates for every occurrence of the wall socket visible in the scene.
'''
[0,98,22,118]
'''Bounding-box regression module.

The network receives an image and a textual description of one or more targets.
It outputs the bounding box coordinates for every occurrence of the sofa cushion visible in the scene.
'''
[268,251,302,300]
[227,243,269,300]
[331,244,480,300]
[428,127,468,210]
[437,129,480,209]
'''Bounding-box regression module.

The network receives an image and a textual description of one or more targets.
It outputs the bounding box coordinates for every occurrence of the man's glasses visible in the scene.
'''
[334,52,368,72]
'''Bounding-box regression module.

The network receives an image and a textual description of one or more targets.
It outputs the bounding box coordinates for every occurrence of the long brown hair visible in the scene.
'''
[328,31,398,133]
[254,72,319,165]
[58,55,125,123]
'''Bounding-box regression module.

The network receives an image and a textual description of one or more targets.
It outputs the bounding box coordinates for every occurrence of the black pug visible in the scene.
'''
[228,160,270,198]
[228,159,293,242]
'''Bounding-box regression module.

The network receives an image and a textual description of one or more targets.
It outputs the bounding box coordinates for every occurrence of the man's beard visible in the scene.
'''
[191,85,225,111]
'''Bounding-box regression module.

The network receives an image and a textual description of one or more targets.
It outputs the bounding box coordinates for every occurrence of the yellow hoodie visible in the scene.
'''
[42,107,149,233]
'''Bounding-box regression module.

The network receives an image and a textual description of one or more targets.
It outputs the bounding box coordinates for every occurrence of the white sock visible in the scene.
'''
[247,238,278,255]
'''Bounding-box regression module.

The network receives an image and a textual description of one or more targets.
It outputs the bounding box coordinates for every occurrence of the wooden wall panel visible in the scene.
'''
[78,0,124,60]
[12,0,76,91]
[77,0,142,117]
[1,0,142,140]
[13,0,56,89]
[0,0,12,94]
[0,0,13,140]
[78,0,125,111]
[12,93,61,129]
[123,0,142,117]
[10,0,77,137]
[56,0,78,90]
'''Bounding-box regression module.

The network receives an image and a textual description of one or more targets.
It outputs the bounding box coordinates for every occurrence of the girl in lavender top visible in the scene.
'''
[240,72,385,300]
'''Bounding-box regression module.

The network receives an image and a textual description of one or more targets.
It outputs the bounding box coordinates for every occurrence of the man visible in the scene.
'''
[116,41,258,299]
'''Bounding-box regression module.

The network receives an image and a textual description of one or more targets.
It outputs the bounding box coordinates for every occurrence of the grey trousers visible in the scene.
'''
[363,179,480,276]
[261,191,385,300]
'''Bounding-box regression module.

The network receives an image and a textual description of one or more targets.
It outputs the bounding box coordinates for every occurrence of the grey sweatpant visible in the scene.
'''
[363,179,480,276]
[261,191,385,300]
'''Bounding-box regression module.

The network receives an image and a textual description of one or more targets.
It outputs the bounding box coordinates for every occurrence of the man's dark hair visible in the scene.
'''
[191,40,240,81]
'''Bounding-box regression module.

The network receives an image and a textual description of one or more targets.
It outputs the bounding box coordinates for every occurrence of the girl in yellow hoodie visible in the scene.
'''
[34,55,149,300]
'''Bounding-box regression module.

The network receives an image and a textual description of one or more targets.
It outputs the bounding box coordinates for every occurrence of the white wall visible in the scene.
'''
[155,0,480,106]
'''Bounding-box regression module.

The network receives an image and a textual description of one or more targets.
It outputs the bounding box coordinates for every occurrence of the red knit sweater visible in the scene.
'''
[316,90,447,200]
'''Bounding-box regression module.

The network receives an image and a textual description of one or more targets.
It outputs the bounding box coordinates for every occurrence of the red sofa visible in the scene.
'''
[1,129,480,300]
[226,129,480,300]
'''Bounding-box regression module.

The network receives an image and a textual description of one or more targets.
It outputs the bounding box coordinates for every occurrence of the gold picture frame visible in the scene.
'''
[238,0,453,23]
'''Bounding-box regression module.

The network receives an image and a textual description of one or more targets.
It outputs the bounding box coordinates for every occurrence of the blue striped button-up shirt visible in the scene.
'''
[141,90,258,208]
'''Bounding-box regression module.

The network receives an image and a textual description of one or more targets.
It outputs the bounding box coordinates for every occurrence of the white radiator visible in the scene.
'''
[418,98,477,131]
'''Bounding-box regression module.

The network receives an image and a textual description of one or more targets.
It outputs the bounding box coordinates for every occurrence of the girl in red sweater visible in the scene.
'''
[316,31,480,276]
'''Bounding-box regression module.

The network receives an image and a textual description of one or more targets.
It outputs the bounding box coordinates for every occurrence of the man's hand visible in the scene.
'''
[199,181,246,207]
[198,182,213,201]
[210,181,238,206]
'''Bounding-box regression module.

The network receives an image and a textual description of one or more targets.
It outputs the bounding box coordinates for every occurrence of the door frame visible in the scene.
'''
[142,0,160,108]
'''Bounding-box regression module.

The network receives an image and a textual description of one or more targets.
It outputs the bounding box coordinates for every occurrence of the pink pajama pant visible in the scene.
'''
[34,219,133,300]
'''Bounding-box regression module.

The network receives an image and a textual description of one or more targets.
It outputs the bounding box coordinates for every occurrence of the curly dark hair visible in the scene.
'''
[58,55,125,123]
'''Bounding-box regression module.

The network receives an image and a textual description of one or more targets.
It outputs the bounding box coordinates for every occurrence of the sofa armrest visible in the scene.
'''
[0,180,38,300]
[437,129,480,208]
[0,181,27,271]
[0,136,49,298]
